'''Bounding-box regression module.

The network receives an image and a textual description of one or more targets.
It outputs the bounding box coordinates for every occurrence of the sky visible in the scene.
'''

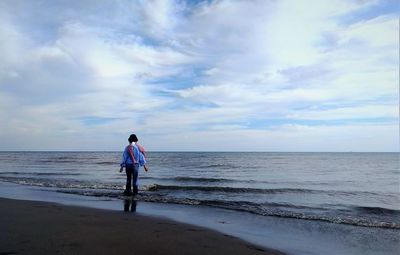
[0,0,398,152]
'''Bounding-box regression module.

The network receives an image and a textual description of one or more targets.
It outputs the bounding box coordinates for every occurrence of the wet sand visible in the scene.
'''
[0,198,284,255]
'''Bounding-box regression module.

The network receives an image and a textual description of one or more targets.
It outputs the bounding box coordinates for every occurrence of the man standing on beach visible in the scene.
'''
[120,134,146,195]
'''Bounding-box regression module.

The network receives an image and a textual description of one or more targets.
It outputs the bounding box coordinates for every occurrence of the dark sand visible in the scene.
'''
[0,198,284,255]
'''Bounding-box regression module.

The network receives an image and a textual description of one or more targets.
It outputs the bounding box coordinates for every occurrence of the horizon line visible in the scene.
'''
[0,150,398,153]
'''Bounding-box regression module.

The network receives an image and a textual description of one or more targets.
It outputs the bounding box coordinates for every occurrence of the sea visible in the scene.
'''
[0,151,399,255]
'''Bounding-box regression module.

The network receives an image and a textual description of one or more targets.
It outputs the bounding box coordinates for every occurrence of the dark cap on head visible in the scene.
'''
[128,134,138,143]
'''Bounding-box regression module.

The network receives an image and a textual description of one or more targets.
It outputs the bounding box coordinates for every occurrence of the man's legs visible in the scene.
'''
[125,165,133,195]
[132,164,139,195]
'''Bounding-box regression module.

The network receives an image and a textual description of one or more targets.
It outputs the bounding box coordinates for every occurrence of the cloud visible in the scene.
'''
[136,0,185,39]
[287,105,398,120]
[0,0,398,151]
[142,123,399,152]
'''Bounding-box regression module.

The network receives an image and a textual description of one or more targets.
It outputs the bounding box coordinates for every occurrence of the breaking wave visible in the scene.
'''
[55,189,400,229]
[1,176,398,229]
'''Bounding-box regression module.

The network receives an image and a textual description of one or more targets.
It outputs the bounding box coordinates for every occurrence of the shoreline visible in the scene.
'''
[0,197,283,255]
[0,181,399,255]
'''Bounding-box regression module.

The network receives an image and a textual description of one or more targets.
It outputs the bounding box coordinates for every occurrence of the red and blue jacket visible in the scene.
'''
[120,143,146,167]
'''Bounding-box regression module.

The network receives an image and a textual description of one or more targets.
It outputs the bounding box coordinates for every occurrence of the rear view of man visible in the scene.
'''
[120,134,146,195]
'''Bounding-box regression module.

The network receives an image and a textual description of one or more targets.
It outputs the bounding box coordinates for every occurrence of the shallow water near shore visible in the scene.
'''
[0,151,399,254]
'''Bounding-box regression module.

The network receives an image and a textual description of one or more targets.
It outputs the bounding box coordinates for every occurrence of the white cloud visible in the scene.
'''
[337,15,398,48]
[137,0,185,39]
[288,105,398,120]
[0,0,398,151]
[54,22,194,81]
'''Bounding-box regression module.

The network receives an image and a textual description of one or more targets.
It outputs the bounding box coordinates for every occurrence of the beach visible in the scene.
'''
[0,152,399,255]
[0,197,282,255]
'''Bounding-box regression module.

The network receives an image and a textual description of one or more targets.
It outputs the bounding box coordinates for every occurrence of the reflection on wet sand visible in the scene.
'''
[123,198,137,212]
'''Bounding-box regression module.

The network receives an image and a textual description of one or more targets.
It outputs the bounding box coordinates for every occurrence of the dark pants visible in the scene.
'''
[125,164,139,195]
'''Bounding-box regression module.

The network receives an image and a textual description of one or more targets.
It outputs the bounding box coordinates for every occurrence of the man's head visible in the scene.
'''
[128,134,138,143]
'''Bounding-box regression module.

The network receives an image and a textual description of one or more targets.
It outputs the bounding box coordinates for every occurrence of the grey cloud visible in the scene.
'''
[279,65,331,83]
[0,44,93,104]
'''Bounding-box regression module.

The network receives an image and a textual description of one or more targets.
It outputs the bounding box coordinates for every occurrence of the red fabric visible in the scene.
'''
[126,145,136,163]
[137,144,146,157]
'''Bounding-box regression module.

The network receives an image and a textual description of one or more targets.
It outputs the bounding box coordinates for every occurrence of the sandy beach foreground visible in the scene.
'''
[0,198,283,255]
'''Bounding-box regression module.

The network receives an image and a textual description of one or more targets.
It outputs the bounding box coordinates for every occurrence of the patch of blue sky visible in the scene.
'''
[314,1,399,49]
[181,100,218,109]
[77,116,121,126]
[293,99,398,111]
[139,37,165,47]
[241,117,398,129]
[191,116,398,132]
[181,0,213,10]
[175,0,206,18]
[336,0,400,26]
[148,67,207,90]
[166,96,218,110]
[191,122,234,132]
[149,78,197,90]
[184,0,211,5]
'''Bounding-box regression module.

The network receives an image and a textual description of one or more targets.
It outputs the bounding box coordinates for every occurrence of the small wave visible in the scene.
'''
[199,163,241,169]
[354,206,400,216]
[95,161,116,165]
[172,176,235,182]
[2,177,398,229]
[140,176,291,185]
[141,176,252,183]
[54,189,400,229]
[2,176,383,197]
[146,184,387,197]
[0,171,82,176]
[37,159,78,163]
[0,176,120,190]
[147,184,323,194]
[59,189,122,198]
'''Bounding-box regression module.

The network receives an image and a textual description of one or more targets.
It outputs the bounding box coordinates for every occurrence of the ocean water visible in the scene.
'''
[0,152,399,254]
[0,152,398,228]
